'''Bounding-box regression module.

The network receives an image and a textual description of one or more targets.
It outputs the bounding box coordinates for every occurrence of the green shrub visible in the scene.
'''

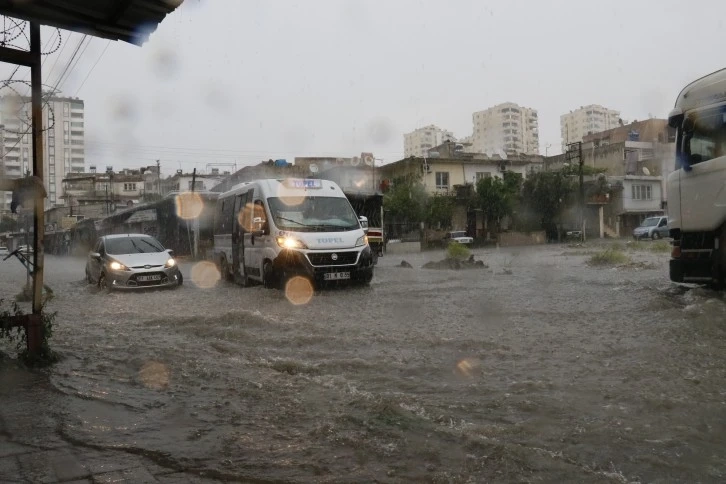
[588,248,630,266]
[446,242,471,260]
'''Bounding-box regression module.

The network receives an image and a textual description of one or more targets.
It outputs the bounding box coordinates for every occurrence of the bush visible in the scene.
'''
[446,242,471,260]
[588,248,630,266]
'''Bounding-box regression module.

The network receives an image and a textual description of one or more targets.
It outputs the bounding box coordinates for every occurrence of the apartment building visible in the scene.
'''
[471,102,539,156]
[560,104,620,151]
[403,125,456,157]
[0,94,85,211]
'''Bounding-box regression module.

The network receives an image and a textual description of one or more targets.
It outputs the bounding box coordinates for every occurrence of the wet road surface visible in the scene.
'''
[1,242,726,483]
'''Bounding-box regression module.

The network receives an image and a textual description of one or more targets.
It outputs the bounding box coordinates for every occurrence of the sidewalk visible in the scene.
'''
[0,361,213,484]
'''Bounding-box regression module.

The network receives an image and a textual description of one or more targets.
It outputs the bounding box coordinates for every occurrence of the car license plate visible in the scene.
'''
[324,272,350,281]
[137,275,161,282]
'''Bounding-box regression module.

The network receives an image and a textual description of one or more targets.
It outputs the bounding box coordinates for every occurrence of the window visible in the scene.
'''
[71,122,84,128]
[48,127,54,137]
[475,172,491,181]
[435,172,449,189]
[188,180,204,190]
[49,165,55,175]
[124,183,137,191]
[22,148,28,163]
[49,155,55,165]
[631,184,652,200]
[49,137,55,147]
[71,140,83,145]
[63,103,69,117]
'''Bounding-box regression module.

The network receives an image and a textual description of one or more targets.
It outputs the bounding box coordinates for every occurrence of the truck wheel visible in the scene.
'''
[652,231,660,240]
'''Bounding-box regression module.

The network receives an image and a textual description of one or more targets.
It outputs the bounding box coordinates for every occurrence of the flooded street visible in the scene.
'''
[2,243,726,482]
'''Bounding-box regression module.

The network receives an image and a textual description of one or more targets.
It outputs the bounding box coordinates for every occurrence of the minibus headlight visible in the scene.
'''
[355,235,368,247]
[276,236,308,249]
[165,258,176,268]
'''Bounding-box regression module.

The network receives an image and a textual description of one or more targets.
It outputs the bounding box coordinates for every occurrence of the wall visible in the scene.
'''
[621,177,663,212]
[421,160,466,194]
[498,231,546,246]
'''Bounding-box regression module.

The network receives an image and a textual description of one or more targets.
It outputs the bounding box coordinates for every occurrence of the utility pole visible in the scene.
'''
[156,159,161,196]
[565,141,585,242]
[191,167,199,259]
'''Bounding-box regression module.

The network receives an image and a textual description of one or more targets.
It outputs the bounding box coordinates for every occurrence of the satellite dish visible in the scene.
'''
[310,163,319,174]
[351,157,361,166]
[484,151,494,158]
[363,154,374,166]
[642,167,650,176]
[498,149,508,160]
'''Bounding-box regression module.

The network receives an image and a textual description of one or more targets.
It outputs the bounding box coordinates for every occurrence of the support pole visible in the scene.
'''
[579,141,584,242]
[30,22,45,352]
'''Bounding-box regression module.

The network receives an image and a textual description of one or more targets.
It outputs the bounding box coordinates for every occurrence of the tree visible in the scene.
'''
[475,172,522,231]
[383,175,427,224]
[425,194,456,229]
[521,171,576,240]
[0,215,18,233]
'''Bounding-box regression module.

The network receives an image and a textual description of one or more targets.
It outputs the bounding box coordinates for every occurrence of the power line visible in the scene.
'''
[49,34,89,93]
[44,31,73,84]
[74,40,110,96]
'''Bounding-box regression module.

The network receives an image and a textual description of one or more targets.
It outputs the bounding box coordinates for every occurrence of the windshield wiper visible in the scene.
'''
[138,239,163,252]
[276,216,310,227]
[129,238,144,253]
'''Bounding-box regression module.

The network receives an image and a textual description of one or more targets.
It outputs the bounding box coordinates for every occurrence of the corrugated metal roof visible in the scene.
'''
[0,0,183,46]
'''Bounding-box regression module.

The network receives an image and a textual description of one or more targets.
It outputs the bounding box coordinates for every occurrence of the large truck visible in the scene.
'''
[667,68,726,286]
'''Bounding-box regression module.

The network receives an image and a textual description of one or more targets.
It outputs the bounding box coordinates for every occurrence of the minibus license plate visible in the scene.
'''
[324,272,350,281]
[138,275,161,282]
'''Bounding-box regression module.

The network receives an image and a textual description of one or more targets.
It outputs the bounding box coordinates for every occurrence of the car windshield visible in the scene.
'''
[451,231,466,238]
[105,237,164,254]
[267,196,360,232]
[641,218,659,227]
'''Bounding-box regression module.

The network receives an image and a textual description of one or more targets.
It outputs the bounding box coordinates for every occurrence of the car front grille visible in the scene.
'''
[307,251,358,266]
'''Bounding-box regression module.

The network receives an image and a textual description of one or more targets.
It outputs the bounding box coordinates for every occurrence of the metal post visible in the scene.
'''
[29,22,45,352]
[191,167,198,259]
[579,141,585,242]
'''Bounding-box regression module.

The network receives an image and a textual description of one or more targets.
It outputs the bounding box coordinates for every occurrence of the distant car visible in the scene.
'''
[633,216,669,240]
[444,231,474,245]
[17,244,33,255]
[85,234,182,291]
[0,246,8,258]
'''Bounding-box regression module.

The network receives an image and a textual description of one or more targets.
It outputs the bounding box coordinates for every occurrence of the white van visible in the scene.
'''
[213,178,374,288]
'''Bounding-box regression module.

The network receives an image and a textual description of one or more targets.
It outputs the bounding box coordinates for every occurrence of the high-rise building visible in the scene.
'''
[560,104,620,151]
[0,94,85,211]
[471,102,539,156]
[403,125,456,157]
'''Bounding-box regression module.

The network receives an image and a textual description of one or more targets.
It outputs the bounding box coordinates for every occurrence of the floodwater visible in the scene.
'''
[2,242,726,483]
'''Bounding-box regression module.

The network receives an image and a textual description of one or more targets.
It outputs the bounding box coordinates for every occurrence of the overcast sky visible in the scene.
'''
[3,0,726,175]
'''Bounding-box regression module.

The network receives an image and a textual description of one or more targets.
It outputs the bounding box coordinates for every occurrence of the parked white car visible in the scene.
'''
[444,231,474,245]
[0,246,8,258]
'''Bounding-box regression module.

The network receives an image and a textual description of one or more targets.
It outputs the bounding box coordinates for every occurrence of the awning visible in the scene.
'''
[0,0,183,46]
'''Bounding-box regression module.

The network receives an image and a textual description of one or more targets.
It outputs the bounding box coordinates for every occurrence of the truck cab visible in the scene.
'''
[667,68,726,286]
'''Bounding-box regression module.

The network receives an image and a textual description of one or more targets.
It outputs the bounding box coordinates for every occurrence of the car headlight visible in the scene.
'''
[355,235,369,247]
[276,236,308,249]
[109,261,128,271]
[165,258,176,268]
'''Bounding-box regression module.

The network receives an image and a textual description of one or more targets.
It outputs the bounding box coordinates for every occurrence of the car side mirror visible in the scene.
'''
[90,251,101,260]
[167,249,174,257]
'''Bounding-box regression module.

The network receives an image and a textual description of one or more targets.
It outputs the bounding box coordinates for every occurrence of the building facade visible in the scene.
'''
[0,94,85,211]
[471,102,539,156]
[582,118,674,146]
[560,104,620,151]
[403,125,456,158]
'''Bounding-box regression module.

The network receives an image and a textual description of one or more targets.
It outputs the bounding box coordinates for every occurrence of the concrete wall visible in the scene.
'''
[385,241,421,254]
[498,231,546,246]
